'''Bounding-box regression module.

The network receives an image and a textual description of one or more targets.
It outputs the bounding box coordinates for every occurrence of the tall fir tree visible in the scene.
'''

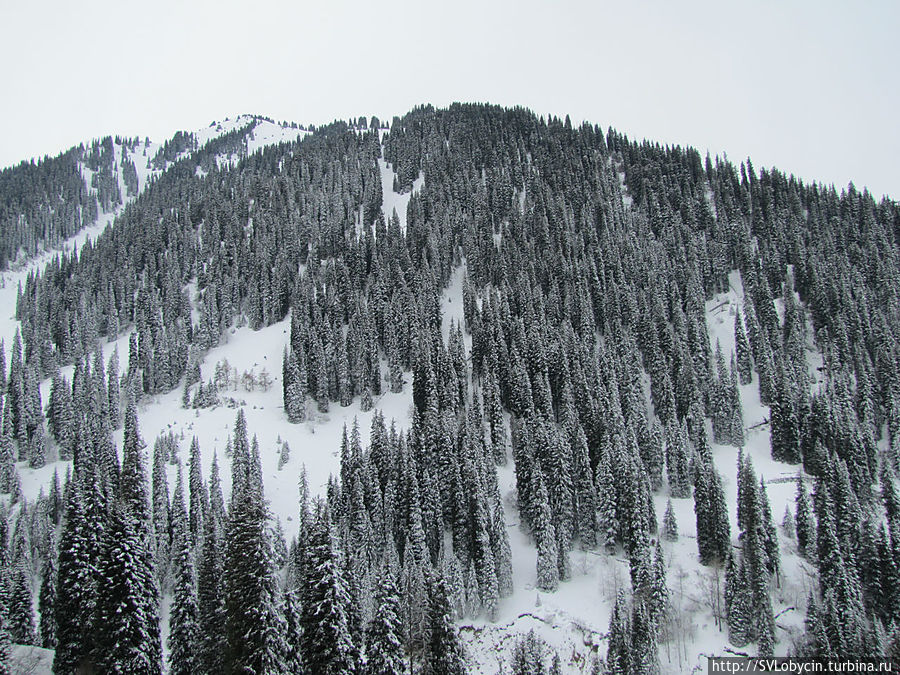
[197,514,226,674]
[364,573,407,675]
[38,540,57,649]
[224,428,286,674]
[423,576,467,675]
[92,502,162,674]
[7,564,36,645]
[168,465,200,675]
[300,507,358,674]
[53,486,99,674]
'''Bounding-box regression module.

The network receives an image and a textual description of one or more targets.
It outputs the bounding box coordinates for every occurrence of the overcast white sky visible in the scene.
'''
[1,0,897,198]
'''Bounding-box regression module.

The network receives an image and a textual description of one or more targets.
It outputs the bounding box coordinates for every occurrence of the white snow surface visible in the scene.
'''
[211,116,309,170]
[9,644,53,674]
[378,157,424,234]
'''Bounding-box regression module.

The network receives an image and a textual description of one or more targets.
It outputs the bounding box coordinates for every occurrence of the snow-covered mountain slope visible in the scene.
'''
[0,115,307,357]
[6,261,821,674]
[1,115,308,273]
[459,269,822,673]
[4,105,896,674]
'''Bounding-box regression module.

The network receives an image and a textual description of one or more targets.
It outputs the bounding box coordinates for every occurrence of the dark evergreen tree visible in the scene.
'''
[188,436,207,547]
[491,498,514,598]
[665,421,691,499]
[694,454,731,566]
[151,433,170,586]
[197,514,226,675]
[364,573,406,675]
[663,499,678,542]
[168,467,200,675]
[509,629,553,674]
[53,486,98,674]
[630,599,661,675]
[533,472,559,592]
[92,502,162,674]
[725,553,753,647]
[423,576,467,675]
[300,508,358,674]
[605,591,631,675]
[39,540,57,648]
[89,389,162,673]
[795,475,813,559]
[281,587,304,673]
[7,564,36,645]
[284,347,307,423]
[224,429,285,674]
[595,449,619,553]
[0,599,11,675]
[770,370,801,464]
[734,308,753,385]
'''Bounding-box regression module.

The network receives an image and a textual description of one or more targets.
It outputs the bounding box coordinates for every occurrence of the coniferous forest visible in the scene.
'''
[0,105,898,673]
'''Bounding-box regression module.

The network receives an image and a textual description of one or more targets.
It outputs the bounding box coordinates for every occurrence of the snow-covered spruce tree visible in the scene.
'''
[711,340,732,445]
[728,355,745,447]
[151,431,170,588]
[664,420,691,499]
[569,423,597,549]
[53,482,98,673]
[630,598,661,675]
[281,588,304,673]
[224,419,286,674]
[0,434,15,494]
[769,369,802,464]
[38,539,57,649]
[364,572,406,675]
[107,346,121,428]
[490,495,514,598]
[595,447,619,553]
[508,629,555,674]
[663,499,678,542]
[197,511,226,674]
[0,603,10,675]
[725,553,753,647]
[7,564,36,645]
[605,590,631,674]
[92,393,161,674]
[423,576,467,675]
[647,539,669,626]
[795,475,813,559]
[734,307,753,385]
[484,371,508,465]
[299,505,358,674]
[168,465,200,675]
[283,346,307,423]
[693,449,731,566]
[532,471,559,592]
[92,502,162,674]
[470,489,500,621]
[188,436,208,548]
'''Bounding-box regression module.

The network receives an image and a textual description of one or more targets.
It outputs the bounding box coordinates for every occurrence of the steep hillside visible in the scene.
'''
[0,105,898,674]
[0,115,307,271]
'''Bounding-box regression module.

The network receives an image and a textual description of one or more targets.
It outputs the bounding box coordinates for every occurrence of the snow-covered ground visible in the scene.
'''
[378,156,424,234]
[210,116,309,171]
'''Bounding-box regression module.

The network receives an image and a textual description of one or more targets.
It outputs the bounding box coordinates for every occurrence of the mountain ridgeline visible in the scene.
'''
[1,103,899,672]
